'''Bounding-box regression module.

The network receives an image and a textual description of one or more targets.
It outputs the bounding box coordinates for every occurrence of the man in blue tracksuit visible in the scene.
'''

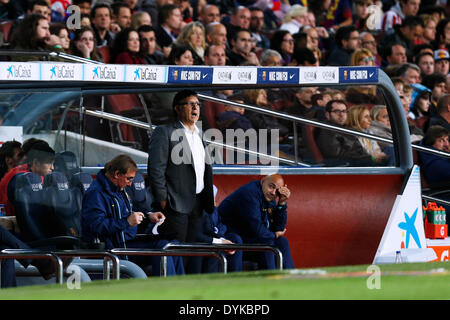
[218,174,295,270]
[81,154,184,276]
[193,185,243,273]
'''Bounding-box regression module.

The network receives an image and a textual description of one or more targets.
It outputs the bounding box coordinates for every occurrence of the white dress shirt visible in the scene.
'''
[180,121,205,194]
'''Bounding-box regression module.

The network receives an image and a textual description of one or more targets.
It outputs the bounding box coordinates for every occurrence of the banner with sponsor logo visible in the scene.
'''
[299,67,339,84]
[373,165,437,264]
[211,66,257,85]
[257,68,299,84]
[169,66,213,84]
[84,64,125,82]
[340,66,378,83]
[0,63,383,85]
[125,65,167,83]
[41,63,84,81]
[1,62,41,81]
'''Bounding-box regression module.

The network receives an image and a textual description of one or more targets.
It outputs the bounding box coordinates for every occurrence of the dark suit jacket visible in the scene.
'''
[429,114,450,131]
[155,25,174,49]
[147,121,214,215]
[316,121,374,166]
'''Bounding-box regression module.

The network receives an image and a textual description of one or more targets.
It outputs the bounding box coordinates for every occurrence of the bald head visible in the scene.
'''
[261,174,285,202]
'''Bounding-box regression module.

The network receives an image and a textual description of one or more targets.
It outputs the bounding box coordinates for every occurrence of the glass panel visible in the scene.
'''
[0,90,85,178]
[197,85,397,167]
[0,82,401,169]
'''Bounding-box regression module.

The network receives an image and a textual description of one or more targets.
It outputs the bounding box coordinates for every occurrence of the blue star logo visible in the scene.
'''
[398,207,422,248]
[93,67,99,79]
[50,66,56,78]
[7,66,13,77]
[134,68,140,80]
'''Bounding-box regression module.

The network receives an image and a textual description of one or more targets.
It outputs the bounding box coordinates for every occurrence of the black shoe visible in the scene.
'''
[34,257,73,280]
[62,257,73,270]
[34,259,55,280]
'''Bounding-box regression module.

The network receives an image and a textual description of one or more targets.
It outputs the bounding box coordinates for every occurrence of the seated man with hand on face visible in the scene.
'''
[218,174,295,270]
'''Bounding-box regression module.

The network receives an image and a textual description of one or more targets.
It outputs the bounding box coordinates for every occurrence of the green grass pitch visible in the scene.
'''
[1,262,449,300]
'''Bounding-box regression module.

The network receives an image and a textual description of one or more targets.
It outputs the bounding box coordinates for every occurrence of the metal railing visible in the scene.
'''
[0,49,102,64]
[110,248,228,275]
[164,243,284,271]
[0,249,120,287]
[199,94,450,160]
[0,249,64,286]
[82,96,450,163]
[49,250,120,280]
[422,194,450,207]
[82,108,306,166]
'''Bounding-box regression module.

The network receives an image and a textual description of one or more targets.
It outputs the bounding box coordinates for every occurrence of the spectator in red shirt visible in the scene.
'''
[112,28,145,64]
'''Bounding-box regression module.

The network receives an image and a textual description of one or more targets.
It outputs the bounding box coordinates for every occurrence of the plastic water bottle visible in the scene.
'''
[395,250,402,264]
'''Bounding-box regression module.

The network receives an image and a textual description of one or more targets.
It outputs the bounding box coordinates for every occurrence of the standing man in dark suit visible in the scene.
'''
[147,90,214,248]
[154,4,183,59]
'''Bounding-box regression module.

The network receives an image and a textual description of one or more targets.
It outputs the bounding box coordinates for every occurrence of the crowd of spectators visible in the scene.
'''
[0,0,449,167]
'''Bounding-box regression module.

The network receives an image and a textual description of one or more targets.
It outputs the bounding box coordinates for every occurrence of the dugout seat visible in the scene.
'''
[13,172,79,249]
[70,172,93,195]
[125,172,155,234]
[53,151,80,179]
[14,172,48,242]
[43,172,82,239]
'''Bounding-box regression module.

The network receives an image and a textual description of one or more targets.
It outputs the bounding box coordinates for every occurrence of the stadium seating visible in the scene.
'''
[125,172,155,235]
[13,171,80,248]
[203,100,226,129]
[106,94,149,150]
[53,151,80,179]
[97,45,111,64]
[70,172,93,194]
[415,116,429,132]
[43,172,82,239]
[0,20,13,44]
[271,99,293,111]
[14,172,53,242]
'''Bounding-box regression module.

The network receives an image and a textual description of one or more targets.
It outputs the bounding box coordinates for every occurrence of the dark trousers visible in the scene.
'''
[0,244,17,288]
[200,232,243,274]
[127,238,185,276]
[158,197,204,273]
[0,225,35,288]
[244,236,295,270]
[158,197,204,243]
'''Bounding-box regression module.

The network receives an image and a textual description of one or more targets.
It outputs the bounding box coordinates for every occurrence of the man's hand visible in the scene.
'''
[244,51,260,65]
[275,229,286,239]
[221,238,236,255]
[127,212,144,227]
[148,211,165,224]
[277,185,291,206]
